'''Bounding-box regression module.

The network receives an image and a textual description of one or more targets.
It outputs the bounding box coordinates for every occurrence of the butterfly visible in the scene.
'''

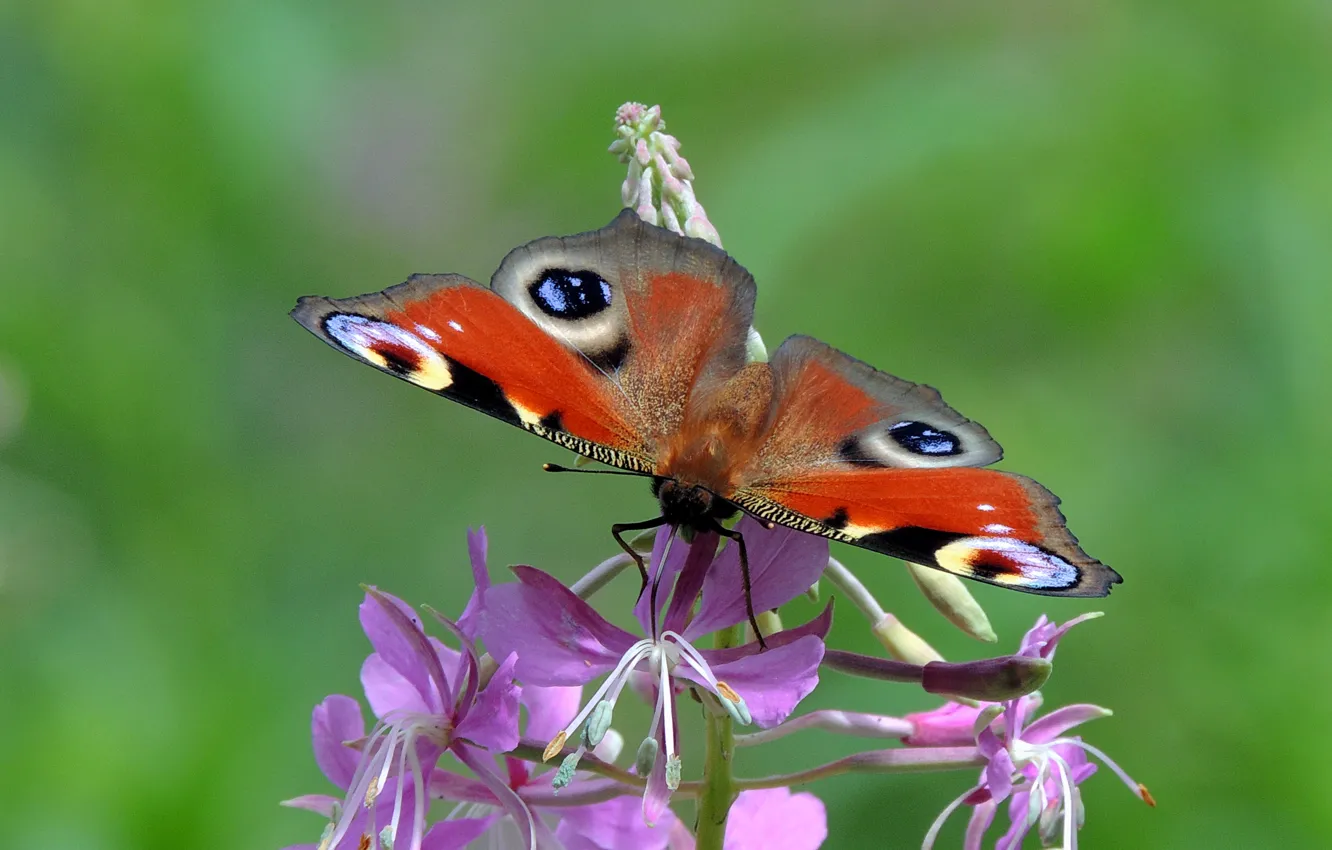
[293,209,1120,607]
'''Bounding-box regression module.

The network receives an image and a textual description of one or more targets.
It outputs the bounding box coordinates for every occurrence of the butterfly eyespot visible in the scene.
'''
[529,269,613,320]
[323,314,453,392]
[887,421,962,456]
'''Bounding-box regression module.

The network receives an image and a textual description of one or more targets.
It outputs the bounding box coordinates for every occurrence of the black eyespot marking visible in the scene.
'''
[823,507,850,530]
[588,336,631,373]
[888,421,962,456]
[529,269,613,320]
[837,436,879,466]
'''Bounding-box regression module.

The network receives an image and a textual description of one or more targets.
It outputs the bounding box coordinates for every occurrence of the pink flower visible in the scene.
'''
[283,529,544,850]
[918,615,1153,850]
[480,518,831,825]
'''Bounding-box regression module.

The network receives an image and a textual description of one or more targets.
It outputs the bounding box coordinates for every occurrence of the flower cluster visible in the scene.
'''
[280,103,1149,849]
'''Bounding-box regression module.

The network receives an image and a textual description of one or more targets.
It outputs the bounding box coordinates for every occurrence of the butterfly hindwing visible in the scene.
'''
[731,336,1119,596]
[733,467,1118,596]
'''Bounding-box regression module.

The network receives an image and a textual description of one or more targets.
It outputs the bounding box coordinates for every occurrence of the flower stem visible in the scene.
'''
[734,746,984,790]
[696,623,744,848]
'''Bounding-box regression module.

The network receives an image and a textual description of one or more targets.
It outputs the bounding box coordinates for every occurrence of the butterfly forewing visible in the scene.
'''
[489,209,756,451]
[291,273,653,472]
[292,210,758,477]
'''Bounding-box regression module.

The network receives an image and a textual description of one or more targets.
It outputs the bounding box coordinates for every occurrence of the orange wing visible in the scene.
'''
[292,210,756,475]
[731,336,1119,597]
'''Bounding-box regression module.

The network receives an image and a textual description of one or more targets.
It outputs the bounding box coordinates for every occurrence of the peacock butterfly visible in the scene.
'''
[293,210,1120,602]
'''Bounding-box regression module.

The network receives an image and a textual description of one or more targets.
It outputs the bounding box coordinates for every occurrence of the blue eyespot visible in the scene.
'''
[529,269,613,320]
[888,421,962,456]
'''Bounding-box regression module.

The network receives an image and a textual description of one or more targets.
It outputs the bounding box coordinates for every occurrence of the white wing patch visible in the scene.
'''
[324,314,453,392]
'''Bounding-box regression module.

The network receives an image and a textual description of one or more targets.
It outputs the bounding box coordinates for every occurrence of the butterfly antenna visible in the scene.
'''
[711,522,767,651]
[544,462,644,478]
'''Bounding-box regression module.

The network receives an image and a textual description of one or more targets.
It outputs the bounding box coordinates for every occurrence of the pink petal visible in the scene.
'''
[556,793,676,850]
[1022,704,1112,745]
[688,520,828,639]
[360,589,451,712]
[904,702,985,748]
[280,793,339,816]
[454,746,561,849]
[660,530,721,634]
[690,635,824,728]
[634,526,689,634]
[996,789,1036,850]
[456,527,490,640]
[311,695,365,789]
[428,768,497,804]
[723,788,827,850]
[421,815,500,850]
[455,652,522,752]
[985,747,1015,803]
[361,652,431,718]
[481,567,638,686]
[521,683,584,743]
[697,603,832,667]
[964,799,998,850]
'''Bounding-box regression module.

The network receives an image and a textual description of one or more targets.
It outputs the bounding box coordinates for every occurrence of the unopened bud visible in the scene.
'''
[593,728,624,764]
[907,564,997,643]
[872,613,943,664]
[923,656,1051,702]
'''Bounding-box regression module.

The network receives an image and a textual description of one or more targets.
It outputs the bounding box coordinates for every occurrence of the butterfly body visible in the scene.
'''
[294,210,1121,597]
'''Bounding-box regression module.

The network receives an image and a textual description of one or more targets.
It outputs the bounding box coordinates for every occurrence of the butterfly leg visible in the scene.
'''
[611,516,670,593]
[710,522,768,651]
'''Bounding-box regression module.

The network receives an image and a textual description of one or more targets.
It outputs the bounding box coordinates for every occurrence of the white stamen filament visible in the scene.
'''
[921,783,982,849]
[553,638,655,746]
[658,645,676,761]
[323,709,448,850]
[660,630,721,691]
[1050,750,1077,850]
[1050,737,1144,797]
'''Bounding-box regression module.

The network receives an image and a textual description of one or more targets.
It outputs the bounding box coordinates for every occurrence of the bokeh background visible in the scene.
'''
[2,1,1329,847]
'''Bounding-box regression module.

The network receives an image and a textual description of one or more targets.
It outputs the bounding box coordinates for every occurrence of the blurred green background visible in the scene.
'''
[2,1,1329,847]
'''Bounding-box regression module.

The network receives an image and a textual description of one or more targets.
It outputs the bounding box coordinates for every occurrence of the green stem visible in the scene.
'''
[696,623,744,848]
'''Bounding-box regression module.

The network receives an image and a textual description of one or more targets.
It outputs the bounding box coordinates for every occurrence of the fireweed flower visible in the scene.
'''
[431,680,677,850]
[917,614,1153,849]
[481,517,831,824]
[283,547,542,850]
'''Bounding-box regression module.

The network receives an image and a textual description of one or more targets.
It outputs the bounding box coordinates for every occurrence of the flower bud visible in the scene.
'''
[922,656,1051,702]
[907,564,997,643]
[872,613,943,664]
[593,728,624,764]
